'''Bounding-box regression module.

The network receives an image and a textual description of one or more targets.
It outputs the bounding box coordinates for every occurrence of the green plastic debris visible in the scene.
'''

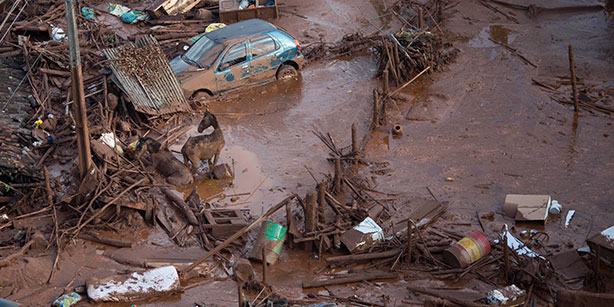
[53,292,81,307]
[81,7,95,20]
[108,3,149,24]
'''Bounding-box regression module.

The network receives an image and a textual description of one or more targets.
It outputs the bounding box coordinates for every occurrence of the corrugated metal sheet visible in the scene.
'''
[103,35,190,115]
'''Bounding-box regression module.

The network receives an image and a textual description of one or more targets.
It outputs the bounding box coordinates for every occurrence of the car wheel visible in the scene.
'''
[276,64,297,81]
[191,91,211,108]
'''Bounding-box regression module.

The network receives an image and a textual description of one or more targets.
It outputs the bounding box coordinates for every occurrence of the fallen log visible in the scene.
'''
[407,285,484,307]
[39,67,70,77]
[326,249,401,264]
[161,187,198,226]
[80,233,134,248]
[303,271,398,288]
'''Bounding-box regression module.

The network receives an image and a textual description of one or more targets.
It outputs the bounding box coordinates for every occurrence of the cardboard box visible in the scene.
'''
[503,194,551,224]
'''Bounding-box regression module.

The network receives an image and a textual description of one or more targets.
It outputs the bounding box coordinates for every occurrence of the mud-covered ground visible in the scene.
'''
[1,0,613,306]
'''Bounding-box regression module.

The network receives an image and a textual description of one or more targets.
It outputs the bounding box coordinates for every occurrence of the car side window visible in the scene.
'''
[218,43,247,71]
[250,35,278,58]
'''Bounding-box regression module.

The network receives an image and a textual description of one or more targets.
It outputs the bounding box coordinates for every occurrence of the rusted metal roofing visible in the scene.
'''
[103,35,191,115]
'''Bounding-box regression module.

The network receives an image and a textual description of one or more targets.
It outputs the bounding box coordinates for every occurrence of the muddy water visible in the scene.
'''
[365,0,614,257]
[169,55,379,218]
[468,24,517,48]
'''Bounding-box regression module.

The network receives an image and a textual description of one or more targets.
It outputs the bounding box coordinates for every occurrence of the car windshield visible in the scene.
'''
[182,36,222,69]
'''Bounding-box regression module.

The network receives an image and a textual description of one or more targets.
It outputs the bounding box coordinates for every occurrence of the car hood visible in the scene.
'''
[170,56,196,76]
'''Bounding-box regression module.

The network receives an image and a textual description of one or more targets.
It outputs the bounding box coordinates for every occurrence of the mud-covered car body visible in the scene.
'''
[170,19,303,98]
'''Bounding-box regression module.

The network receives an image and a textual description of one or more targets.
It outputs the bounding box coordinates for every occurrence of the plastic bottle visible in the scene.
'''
[52,293,82,307]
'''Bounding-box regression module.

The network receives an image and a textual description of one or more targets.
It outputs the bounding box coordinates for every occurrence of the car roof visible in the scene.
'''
[205,19,277,44]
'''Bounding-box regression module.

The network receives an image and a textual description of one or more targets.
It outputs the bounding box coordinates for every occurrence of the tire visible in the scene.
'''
[193,90,211,100]
[191,91,211,109]
[276,64,297,81]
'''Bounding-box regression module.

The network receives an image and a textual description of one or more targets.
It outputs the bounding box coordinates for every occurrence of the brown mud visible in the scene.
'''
[0,0,613,306]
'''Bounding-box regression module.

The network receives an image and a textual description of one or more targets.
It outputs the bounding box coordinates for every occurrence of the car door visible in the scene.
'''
[248,35,280,83]
[214,41,250,92]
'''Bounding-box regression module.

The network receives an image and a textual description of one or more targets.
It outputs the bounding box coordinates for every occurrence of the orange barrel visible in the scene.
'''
[442,230,491,268]
[249,221,287,265]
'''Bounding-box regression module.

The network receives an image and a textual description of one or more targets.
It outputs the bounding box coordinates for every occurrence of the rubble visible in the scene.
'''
[587,225,614,264]
[0,0,612,305]
[340,217,384,253]
[487,284,526,306]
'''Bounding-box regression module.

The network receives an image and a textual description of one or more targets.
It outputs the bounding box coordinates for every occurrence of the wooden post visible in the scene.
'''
[286,202,294,249]
[262,247,267,285]
[373,89,380,129]
[334,157,342,194]
[407,220,413,264]
[65,0,92,178]
[351,123,358,154]
[504,234,510,281]
[595,245,601,275]
[419,7,424,30]
[317,182,326,223]
[393,41,401,83]
[568,44,579,112]
[238,283,244,307]
[381,96,388,126]
[103,75,108,130]
[304,191,317,253]
[383,69,389,95]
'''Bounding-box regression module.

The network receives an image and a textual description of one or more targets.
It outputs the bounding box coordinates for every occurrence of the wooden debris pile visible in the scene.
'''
[533,76,614,116]
[378,0,457,82]
[0,0,223,205]
[301,33,380,63]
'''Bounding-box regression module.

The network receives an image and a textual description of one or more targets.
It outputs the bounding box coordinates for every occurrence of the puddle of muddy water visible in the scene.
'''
[468,25,517,48]
[209,77,304,117]
[174,143,276,215]
[164,54,378,223]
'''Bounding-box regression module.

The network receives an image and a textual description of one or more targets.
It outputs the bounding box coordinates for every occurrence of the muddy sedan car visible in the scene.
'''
[170,19,304,99]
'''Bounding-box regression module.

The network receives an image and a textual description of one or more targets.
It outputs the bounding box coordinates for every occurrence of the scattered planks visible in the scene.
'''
[181,195,296,276]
